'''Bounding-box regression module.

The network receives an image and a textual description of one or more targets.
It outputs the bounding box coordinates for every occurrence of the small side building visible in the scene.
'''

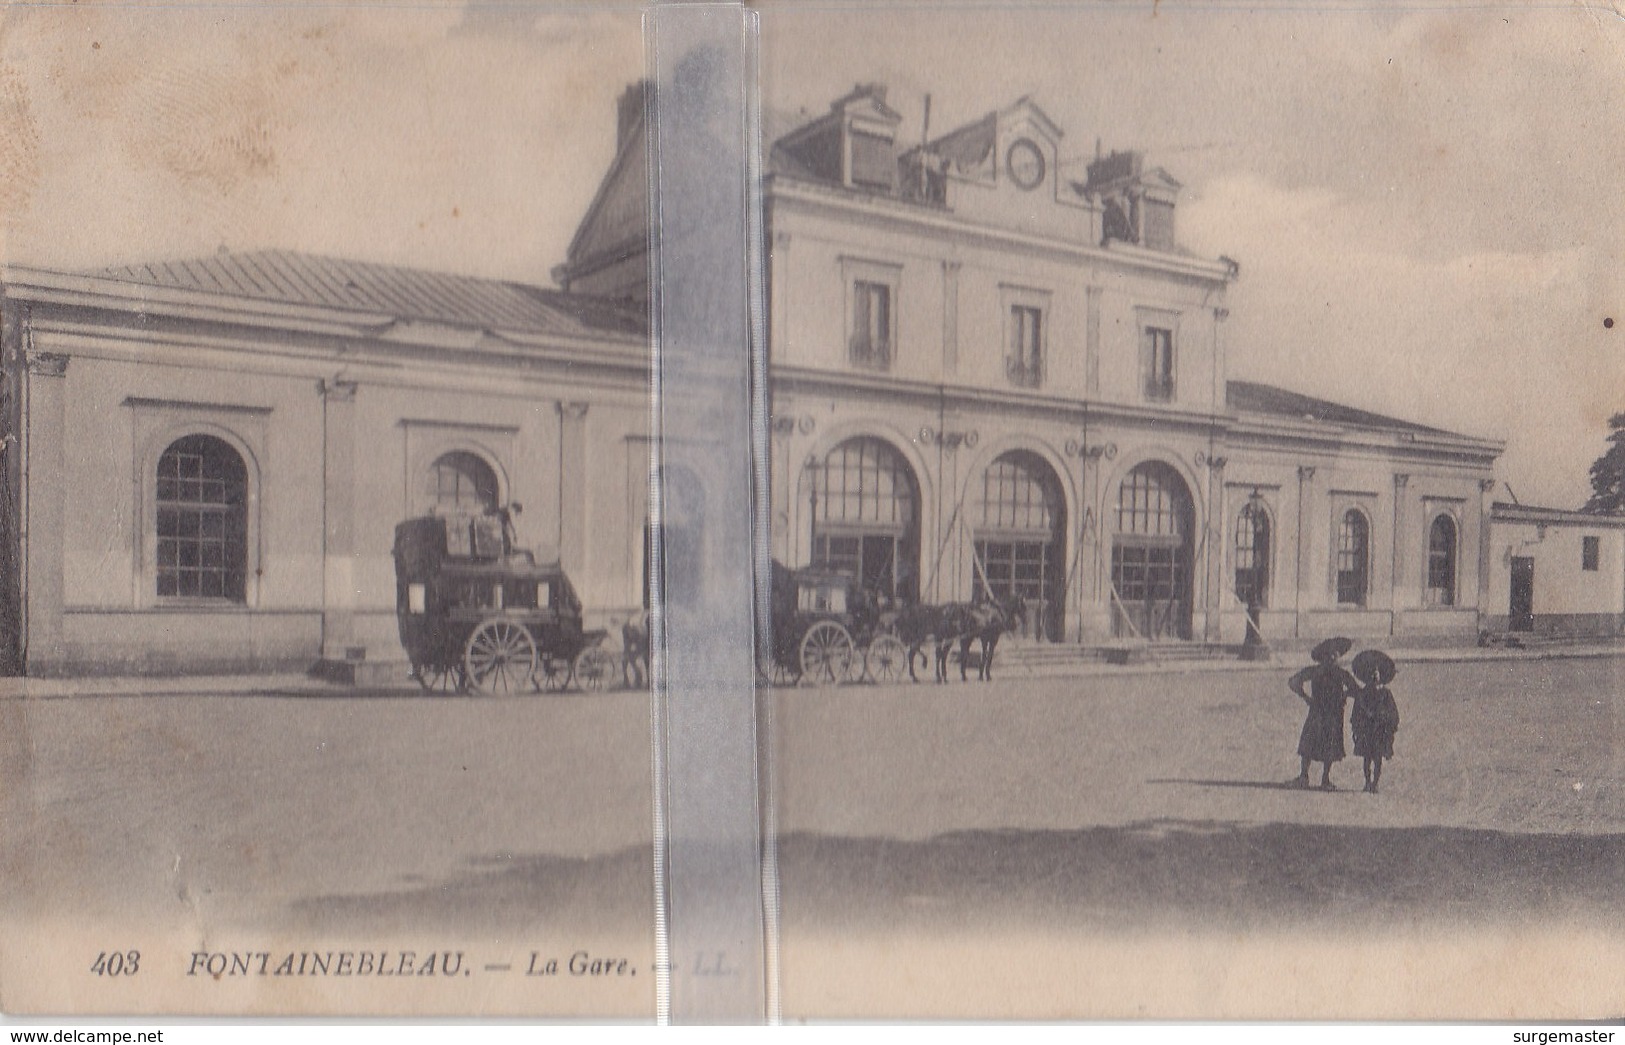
[1484,503,1625,639]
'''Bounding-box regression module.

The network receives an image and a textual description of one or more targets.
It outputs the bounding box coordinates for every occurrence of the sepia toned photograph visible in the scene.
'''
[753,1,1625,1021]
[0,3,663,1018]
[1,0,1622,1028]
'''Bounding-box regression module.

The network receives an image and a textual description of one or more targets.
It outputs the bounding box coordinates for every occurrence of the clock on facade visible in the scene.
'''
[1006,138,1046,190]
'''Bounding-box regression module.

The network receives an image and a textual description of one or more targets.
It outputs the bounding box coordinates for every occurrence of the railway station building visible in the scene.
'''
[566,82,1510,651]
[5,79,1610,677]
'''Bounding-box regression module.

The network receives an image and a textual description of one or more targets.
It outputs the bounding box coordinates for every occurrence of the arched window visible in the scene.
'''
[1235,501,1271,608]
[424,451,501,558]
[808,437,919,600]
[156,434,247,601]
[1337,510,1370,607]
[973,451,1065,640]
[426,451,499,515]
[1111,461,1195,640]
[1426,514,1457,607]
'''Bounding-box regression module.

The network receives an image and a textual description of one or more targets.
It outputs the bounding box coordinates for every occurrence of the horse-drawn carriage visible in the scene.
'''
[759,560,910,686]
[393,514,619,694]
[759,559,1031,687]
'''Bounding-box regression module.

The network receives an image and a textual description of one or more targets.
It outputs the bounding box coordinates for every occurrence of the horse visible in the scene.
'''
[888,594,1027,683]
[886,602,963,683]
[621,610,650,689]
[944,593,1028,682]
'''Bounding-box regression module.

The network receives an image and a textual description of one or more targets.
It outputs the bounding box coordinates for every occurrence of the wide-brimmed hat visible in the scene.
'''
[1310,636,1354,662]
[1351,649,1397,685]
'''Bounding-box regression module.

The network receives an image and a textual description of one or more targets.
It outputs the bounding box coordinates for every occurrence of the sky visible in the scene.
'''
[0,2,1619,509]
[0,3,645,284]
[759,3,1625,511]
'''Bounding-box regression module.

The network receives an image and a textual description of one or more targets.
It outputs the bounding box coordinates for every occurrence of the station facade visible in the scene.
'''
[567,82,1508,649]
[6,79,1608,677]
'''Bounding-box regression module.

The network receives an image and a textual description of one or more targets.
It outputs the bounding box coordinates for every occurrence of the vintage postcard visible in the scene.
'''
[753,0,1625,1022]
[0,0,1622,1027]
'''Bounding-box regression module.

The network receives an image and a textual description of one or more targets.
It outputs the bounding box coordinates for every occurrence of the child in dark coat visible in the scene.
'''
[1350,649,1400,794]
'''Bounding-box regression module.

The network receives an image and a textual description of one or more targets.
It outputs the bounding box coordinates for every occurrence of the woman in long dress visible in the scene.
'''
[1287,637,1358,790]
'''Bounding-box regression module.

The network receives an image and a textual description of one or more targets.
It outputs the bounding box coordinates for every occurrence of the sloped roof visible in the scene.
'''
[1227,379,1453,436]
[94,249,646,341]
[764,107,825,182]
[926,111,997,173]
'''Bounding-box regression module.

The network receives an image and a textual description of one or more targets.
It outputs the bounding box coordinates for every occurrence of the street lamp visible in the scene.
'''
[1240,487,1273,661]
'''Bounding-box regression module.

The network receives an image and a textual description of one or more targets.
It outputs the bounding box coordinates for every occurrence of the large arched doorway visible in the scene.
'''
[972,450,1066,641]
[1110,461,1195,640]
[807,436,920,601]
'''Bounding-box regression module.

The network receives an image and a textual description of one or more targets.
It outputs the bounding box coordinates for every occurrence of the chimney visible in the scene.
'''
[1084,149,1143,191]
[616,81,649,153]
[1084,150,1179,251]
[855,82,888,107]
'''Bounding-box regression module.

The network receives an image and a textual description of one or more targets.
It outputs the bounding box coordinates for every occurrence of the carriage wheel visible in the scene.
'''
[533,653,572,693]
[757,649,799,688]
[799,621,855,686]
[863,635,908,685]
[573,647,618,692]
[463,621,538,695]
[414,661,466,694]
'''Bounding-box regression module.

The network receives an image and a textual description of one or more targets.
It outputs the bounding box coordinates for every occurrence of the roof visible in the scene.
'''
[1226,380,1454,436]
[93,249,647,341]
[1490,502,1625,527]
[764,106,825,182]
[925,111,997,173]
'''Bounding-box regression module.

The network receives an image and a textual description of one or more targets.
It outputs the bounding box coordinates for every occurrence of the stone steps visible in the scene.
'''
[981,640,1242,673]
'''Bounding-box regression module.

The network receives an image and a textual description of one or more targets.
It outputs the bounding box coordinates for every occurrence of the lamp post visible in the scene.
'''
[1240,487,1273,661]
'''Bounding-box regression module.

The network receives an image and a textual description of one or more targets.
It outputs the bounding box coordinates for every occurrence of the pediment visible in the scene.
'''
[1141,166,1183,192]
[840,95,903,128]
[1000,97,1064,145]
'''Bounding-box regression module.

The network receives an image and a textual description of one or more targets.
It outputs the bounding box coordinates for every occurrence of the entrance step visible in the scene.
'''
[993,640,1242,675]
[312,657,412,687]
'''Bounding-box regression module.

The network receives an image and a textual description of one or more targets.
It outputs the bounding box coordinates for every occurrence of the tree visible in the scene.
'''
[1583,412,1625,514]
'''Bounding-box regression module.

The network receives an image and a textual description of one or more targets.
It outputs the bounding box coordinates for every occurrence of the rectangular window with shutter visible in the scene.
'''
[849,279,893,370]
[1007,305,1043,388]
[1143,326,1175,401]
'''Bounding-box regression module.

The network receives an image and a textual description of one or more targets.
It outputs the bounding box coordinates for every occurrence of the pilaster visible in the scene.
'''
[319,378,360,661]
[23,352,68,674]
[557,402,590,572]
[1085,286,1103,396]
[1391,472,1411,617]
[941,260,960,377]
[1198,451,1228,642]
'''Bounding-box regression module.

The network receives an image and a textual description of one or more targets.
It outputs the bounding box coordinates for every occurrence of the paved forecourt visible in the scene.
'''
[0,685,657,1016]
[768,654,1625,1019]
